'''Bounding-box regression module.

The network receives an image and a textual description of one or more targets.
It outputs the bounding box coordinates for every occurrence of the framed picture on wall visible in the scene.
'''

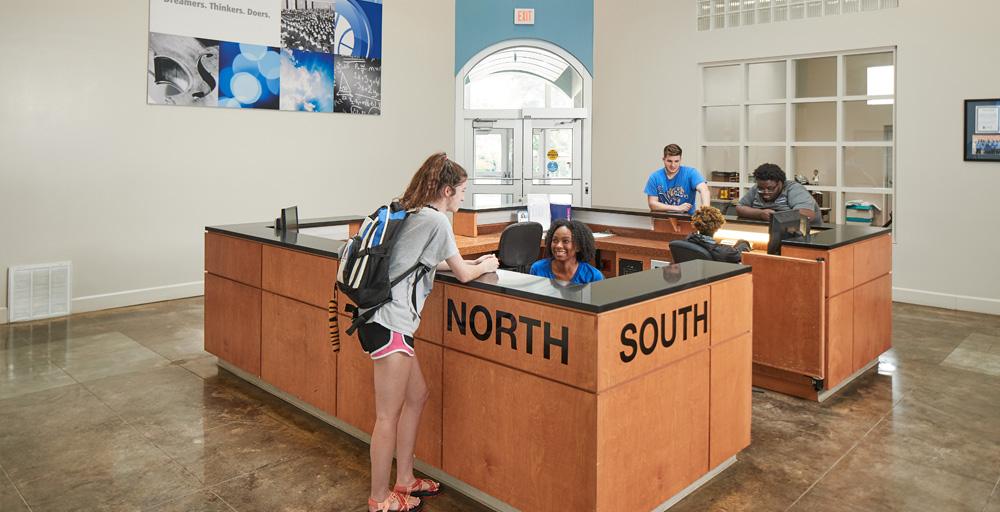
[965,99,1000,161]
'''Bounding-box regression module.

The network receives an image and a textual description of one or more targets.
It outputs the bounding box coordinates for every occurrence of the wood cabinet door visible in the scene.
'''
[261,292,337,416]
[741,252,826,379]
[204,274,261,376]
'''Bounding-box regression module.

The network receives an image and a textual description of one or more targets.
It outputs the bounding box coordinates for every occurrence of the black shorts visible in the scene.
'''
[357,322,415,359]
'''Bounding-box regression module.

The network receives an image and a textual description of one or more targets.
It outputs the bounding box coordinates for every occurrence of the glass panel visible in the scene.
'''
[806,0,822,16]
[548,83,575,108]
[811,190,833,223]
[473,194,515,208]
[532,127,573,185]
[791,146,836,186]
[466,46,582,109]
[748,61,785,100]
[703,146,740,176]
[844,100,893,141]
[698,16,711,30]
[824,0,841,14]
[845,52,894,96]
[473,128,514,184]
[794,56,836,98]
[844,146,892,187]
[748,104,786,141]
[703,65,742,104]
[704,106,741,142]
[468,73,544,109]
[698,0,712,16]
[710,185,742,202]
[757,7,771,23]
[794,102,836,141]
[844,192,891,226]
[789,1,805,19]
[727,11,741,27]
[747,146,786,182]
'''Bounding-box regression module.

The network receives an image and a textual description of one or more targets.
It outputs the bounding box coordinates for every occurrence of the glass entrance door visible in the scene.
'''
[465,118,582,207]
[525,119,582,205]
[470,120,521,208]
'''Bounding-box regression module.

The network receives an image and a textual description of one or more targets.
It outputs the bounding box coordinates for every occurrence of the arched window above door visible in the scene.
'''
[465,46,583,109]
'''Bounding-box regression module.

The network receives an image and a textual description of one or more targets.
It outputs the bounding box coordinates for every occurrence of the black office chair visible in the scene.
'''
[498,222,543,273]
[668,239,714,264]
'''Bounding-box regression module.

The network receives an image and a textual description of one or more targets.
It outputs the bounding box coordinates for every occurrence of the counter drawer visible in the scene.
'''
[205,233,262,287]
[262,245,339,308]
[853,234,892,286]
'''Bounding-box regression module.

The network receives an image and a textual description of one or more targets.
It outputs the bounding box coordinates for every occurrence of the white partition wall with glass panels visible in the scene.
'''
[700,48,895,225]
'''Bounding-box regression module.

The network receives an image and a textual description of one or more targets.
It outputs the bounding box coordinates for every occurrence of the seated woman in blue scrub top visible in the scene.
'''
[530,220,605,284]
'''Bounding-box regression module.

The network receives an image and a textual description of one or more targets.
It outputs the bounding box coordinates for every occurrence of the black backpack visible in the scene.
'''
[336,202,428,335]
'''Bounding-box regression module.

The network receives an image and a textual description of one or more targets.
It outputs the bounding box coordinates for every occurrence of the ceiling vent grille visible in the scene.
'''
[7,262,71,322]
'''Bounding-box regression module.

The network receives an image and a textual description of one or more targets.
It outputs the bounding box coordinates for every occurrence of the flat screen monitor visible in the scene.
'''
[767,209,804,255]
[281,206,299,231]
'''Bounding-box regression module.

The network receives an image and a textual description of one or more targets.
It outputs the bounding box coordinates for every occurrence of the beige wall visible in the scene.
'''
[593,0,1000,313]
[0,0,456,320]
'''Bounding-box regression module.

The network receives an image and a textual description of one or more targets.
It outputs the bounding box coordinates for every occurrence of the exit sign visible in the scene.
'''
[514,8,535,25]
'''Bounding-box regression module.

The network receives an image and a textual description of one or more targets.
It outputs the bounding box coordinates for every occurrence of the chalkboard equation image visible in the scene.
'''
[334,57,381,115]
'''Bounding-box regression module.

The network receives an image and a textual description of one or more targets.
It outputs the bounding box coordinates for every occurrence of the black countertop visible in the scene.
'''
[206,218,749,313]
[458,203,891,250]
[781,224,891,250]
[459,202,691,220]
[206,216,362,258]
[437,262,751,313]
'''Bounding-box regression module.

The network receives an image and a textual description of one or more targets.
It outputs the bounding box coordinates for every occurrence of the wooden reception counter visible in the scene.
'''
[204,217,753,512]
[451,204,893,401]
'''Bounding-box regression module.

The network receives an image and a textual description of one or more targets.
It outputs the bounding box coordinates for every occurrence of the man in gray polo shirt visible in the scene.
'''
[736,163,822,226]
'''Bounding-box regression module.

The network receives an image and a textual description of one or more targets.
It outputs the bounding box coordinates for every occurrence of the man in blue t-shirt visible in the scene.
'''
[644,144,710,215]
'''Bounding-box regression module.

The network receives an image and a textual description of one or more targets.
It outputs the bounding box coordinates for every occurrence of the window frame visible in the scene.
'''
[699,47,897,227]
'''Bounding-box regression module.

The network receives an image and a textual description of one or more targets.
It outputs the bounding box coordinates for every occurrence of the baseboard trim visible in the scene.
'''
[71,281,204,315]
[893,287,1000,316]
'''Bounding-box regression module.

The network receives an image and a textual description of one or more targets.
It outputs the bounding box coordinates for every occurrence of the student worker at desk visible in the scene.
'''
[645,143,711,215]
[735,163,822,226]
[529,219,604,284]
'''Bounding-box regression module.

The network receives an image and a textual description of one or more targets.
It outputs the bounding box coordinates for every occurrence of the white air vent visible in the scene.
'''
[8,262,71,322]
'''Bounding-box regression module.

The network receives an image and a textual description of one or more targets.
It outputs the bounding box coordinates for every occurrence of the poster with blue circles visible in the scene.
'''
[147,0,381,115]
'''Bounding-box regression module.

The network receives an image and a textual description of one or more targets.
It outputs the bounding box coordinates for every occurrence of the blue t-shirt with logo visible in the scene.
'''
[644,166,706,215]
[529,259,604,284]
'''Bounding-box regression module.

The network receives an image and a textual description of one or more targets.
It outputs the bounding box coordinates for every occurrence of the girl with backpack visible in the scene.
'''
[363,152,499,512]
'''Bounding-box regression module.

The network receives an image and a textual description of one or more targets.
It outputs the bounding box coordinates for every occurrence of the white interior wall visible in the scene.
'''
[593,0,1000,314]
[0,0,457,322]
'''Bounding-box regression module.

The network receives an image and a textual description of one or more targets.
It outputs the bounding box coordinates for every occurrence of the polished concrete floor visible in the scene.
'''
[1,298,998,512]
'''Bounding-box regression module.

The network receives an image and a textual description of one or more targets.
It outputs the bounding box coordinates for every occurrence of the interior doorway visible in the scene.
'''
[455,41,593,207]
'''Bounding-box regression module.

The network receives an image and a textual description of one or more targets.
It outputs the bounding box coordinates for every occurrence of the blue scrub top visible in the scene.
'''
[529,258,604,284]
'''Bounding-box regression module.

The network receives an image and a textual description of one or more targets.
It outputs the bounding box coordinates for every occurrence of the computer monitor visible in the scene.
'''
[767,209,803,255]
[280,206,299,231]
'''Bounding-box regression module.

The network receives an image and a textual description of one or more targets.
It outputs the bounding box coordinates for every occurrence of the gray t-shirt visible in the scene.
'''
[739,181,822,226]
[370,207,459,336]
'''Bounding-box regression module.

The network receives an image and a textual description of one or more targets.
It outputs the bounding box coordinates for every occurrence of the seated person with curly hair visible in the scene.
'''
[685,206,752,264]
[736,163,822,226]
[530,219,605,284]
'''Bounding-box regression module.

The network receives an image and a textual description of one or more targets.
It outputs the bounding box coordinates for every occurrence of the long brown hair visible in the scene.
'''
[399,152,468,210]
